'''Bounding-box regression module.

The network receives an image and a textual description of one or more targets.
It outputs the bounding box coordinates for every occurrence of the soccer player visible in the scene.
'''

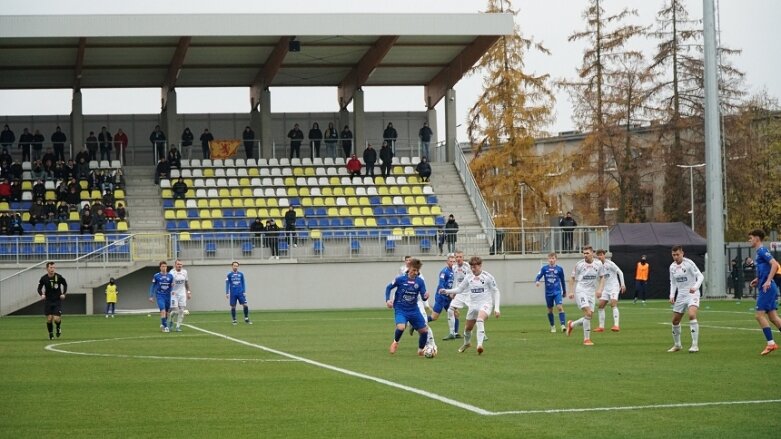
[105,277,118,318]
[747,229,781,355]
[535,252,567,333]
[225,261,251,325]
[386,258,430,355]
[595,249,625,332]
[442,250,468,340]
[567,246,603,346]
[399,255,435,345]
[667,245,704,353]
[148,261,174,333]
[440,256,501,355]
[169,259,192,332]
[38,261,68,340]
[430,253,456,335]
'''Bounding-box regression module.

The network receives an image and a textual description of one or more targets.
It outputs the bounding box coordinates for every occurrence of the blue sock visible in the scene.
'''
[231,308,236,320]
[547,313,555,326]
[418,331,427,349]
[243,307,249,319]
[161,317,167,328]
[454,318,460,334]
[559,312,566,325]
[427,315,433,322]
[394,328,404,342]
[763,327,773,341]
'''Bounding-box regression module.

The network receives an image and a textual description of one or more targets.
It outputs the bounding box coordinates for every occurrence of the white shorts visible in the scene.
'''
[672,290,700,314]
[465,297,493,320]
[599,288,620,302]
[170,292,187,308]
[574,291,595,310]
[450,294,469,310]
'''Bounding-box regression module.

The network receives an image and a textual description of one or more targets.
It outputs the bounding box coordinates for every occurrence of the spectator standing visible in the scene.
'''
[199,128,213,159]
[250,217,265,247]
[105,277,118,318]
[444,214,459,253]
[383,122,398,155]
[98,126,112,161]
[418,121,433,160]
[346,154,362,182]
[32,129,45,162]
[242,126,255,159]
[324,122,339,159]
[379,141,393,178]
[415,156,432,182]
[85,131,99,162]
[363,143,377,179]
[284,206,297,247]
[559,211,577,253]
[287,123,304,159]
[155,158,170,185]
[340,125,353,158]
[113,128,128,164]
[266,219,280,260]
[308,122,323,159]
[19,128,33,162]
[730,259,743,301]
[634,255,649,304]
[149,125,167,160]
[51,126,67,162]
[743,257,756,297]
[181,127,194,154]
[0,125,15,150]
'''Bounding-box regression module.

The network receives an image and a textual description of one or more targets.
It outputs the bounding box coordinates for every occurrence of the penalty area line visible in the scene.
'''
[185,323,493,416]
[491,398,781,416]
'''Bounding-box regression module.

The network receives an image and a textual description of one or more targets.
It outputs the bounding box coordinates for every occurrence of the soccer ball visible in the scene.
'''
[423,344,437,359]
[183,309,190,315]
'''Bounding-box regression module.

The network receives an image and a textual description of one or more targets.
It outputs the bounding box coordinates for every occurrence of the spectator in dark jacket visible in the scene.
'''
[284,206,297,247]
[444,214,459,253]
[51,126,67,162]
[0,125,15,150]
[242,126,255,159]
[287,124,304,159]
[85,131,99,162]
[167,146,182,170]
[199,128,213,159]
[308,123,323,159]
[340,125,353,158]
[379,141,393,178]
[266,219,281,259]
[19,128,34,162]
[324,122,338,159]
[172,178,188,200]
[98,126,112,162]
[150,125,167,160]
[418,121,433,160]
[363,144,377,179]
[415,156,432,182]
[383,122,398,155]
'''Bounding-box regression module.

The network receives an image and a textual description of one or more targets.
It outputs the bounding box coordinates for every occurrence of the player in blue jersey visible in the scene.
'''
[225,261,252,325]
[747,229,781,355]
[426,254,456,340]
[385,258,430,355]
[148,261,174,333]
[535,252,567,333]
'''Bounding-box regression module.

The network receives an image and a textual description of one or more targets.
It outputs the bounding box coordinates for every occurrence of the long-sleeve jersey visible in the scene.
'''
[225,271,246,295]
[669,257,704,299]
[385,274,427,311]
[38,273,68,300]
[437,266,455,292]
[535,264,567,296]
[149,272,174,297]
[754,246,777,286]
[572,259,603,294]
[600,260,625,291]
[444,271,501,313]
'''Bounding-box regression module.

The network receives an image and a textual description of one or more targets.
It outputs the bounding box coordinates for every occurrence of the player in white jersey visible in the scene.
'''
[168,259,192,332]
[443,250,470,340]
[668,245,704,353]
[595,249,625,332]
[399,256,435,347]
[440,256,501,355]
[567,246,604,346]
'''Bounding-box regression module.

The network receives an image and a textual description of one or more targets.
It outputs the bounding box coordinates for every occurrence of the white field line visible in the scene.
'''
[44,336,298,362]
[655,322,761,332]
[490,399,781,416]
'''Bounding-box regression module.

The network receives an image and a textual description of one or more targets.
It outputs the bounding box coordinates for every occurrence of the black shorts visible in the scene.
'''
[43,300,62,316]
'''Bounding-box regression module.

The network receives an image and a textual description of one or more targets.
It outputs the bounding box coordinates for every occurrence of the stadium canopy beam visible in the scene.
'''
[161,36,191,104]
[337,35,398,109]
[424,35,499,109]
[72,37,86,91]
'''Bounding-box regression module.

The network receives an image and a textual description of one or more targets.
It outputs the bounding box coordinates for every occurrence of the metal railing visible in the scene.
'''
[454,142,495,240]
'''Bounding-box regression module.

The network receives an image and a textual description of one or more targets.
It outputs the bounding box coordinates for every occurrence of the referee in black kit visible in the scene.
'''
[38,261,68,340]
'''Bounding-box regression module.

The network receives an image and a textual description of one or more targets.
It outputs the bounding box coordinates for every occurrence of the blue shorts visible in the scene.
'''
[545,293,563,308]
[229,292,247,306]
[756,283,779,312]
[156,294,171,312]
[432,293,452,314]
[395,307,426,330]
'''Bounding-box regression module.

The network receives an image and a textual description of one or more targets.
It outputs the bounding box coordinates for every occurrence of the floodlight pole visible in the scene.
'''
[676,163,705,232]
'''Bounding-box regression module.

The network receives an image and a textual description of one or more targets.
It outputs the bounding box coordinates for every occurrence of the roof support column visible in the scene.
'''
[352,88,365,151]
[338,107,350,156]
[70,90,84,159]
[444,88,456,163]
[426,108,438,162]
[257,88,272,159]
[161,88,178,154]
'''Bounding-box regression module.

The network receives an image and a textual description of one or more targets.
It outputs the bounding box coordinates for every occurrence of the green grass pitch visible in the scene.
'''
[1,300,778,438]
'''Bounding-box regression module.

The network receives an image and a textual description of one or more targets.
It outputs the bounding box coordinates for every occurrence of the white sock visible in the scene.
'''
[689,320,699,348]
[598,308,605,328]
[583,317,591,340]
[672,324,681,346]
[168,310,176,325]
[612,307,619,327]
[447,308,455,335]
[426,326,434,344]
[476,320,485,346]
[177,307,185,325]
[463,330,472,345]
[572,317,584,328]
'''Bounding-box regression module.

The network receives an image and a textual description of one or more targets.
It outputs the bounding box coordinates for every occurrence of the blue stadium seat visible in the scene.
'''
[384,206,397,215]
[212,219,225,229]
[318,218,330,228]
[377,218,388,227]
[162,199,174,208]
[342,218,354,228]
[278,241,289,255]
[304,207,315,217]
[435,216,446,226]
[350,239,360,253]
[396,206,408,215]
[313,239,324,254]
[234,208,245,218]
[387,217,400,227]
[385,239,396,253]
[373,207,384,216]
[289,197,301,206]
[369,196,381,206]
[355,230,369,238]
[177,220,188,230]
[224,219,236,229]
[420,238,432,253]
[329,218,342,228]
[315,207,327,217]
[236,219,249,229]
[223,209,234,217]
[295,218,305,228]
[427,195,438,204]
[400,217,412,227]
[242,241,254,255]
[187,209,198,218]
[205,241,217,257]
[306,218,318,229]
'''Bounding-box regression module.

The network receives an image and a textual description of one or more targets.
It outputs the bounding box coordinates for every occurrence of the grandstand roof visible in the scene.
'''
[0,13,513,106]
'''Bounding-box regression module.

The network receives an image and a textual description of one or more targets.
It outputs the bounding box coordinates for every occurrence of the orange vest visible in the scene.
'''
[635,262,649,281]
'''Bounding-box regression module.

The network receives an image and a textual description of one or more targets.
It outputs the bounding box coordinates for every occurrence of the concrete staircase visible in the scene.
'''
[122,165,165,232]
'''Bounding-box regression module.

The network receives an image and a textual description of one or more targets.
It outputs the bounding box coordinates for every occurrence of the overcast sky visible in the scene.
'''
[1,0,779,140]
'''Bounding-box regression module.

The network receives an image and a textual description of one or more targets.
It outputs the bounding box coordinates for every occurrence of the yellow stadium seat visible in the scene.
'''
[393,166,404,175]
[293,167,304,176]
[208,199,220,208]
[221,199,232,208]
[80,190,90,200]
[305,167,315,176]
[57,222,69,232]
[412,186,423,195]
[404,227,415,237]
[431,206,442,215]
[333,187,344,196]
[248,168,260,176]
[115,189,125,199]
[91,189,101,199]
[246,208,257,218]
[269,208,281,218]
[285,177,295,186]
[199,209,211,219]
[344,187,356,196]
[179,231,191,241]
[392,227,403,237]
[254,198,266,207]
[93,233,106,242]
[339,207,350,216]
[415,196,426,205]
[324,198,336,207]
[412,217,423,226]
[197,199,208,208]
[203,168,214,177]
[241,188,252,197]
[201,220,213,230]
[381,196,392,205]
[408,206,419,216]
[161,189,173,199]
[34,233,46,244]
[329,176,340,186]
[423,217,435,226]
[22,181,33,190]
[239,178,250,187]
[404,196,415,205]
[176,210,187,219]
[313,197,324,207]
[189,220,201,230]
[378,187,389,196]
[117,221,129,232]
[327,207,339,217]
[301,198,313,207]
[359,197,370,206]
[310,229,322,240]
[164,210,176,219]
[350,207,361,216]
[420,206,431,215]
[211,209,222,218]
[366,218,377,227]
[299,187,310,197]
[322,187,333,197]
[266,198,278,207]
[295,207,304,217]
[230,188,241,198]
[22,212,30,222]
[354,218,366,227]
[287,187,299,197]
[389,187,401,196]
[175,199,187,209]
[400,186,412,195]
[69,211,80,221]
[244,198,255,207]
[257,208,269,218]
[361,207,373,216]
[219,188,230,197]
[78,180,88,190]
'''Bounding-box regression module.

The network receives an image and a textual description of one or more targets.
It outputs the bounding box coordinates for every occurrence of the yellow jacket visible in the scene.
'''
[105,284,118,303]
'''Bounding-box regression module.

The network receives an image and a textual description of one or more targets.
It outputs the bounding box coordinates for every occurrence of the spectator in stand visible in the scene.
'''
[199,128,213,159]
[0,212,9,234]
[383,122,398,155]
[10,161,23,180]
[172,177,188,200]
[379,141,393,178]
[85,131,99,162]
[324,122,338,159]
[103,204,116,221]
[363,143,377,179]
[19,128,34,162]
[444,214,459,253]
[30,161,45,181]
[100,175,114,194]
[250,217,264,247]
[93,207,107,232]
[0,125,15,150]
[65,186,81,209]
[284,206,297,247]
[242,126,255,159]
[340,125,353,158]
[115,202,127,221]
[79,207,94,234]
[415,156,432,183]
[9,212,24,235]
[42,148,56,168]
[150,125,167,160]
[167,146,182,170]
[266,219,280,260]
[44,200,57,224]
[559,211,578,253]
[0,178,11,202]
[111,169,126,189]
[181,127,194,154]
[51,126,67,162]
[0,148,11,167]
[98,126,112,162]
[56,201,69,223]
[63,159,76,180]
[419,121,433,160]
[32,179,45,201]
[102,190,115,209]
[113,128,128,164]
[10,179,22,202]
[29,199,47,225]
[32,129,45,162]
[287,123,304,159]
[155,158,170,185]
[346,154,362,182]
[76,156,90,180]
[75,145,90,165]
[308,122,323,159]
